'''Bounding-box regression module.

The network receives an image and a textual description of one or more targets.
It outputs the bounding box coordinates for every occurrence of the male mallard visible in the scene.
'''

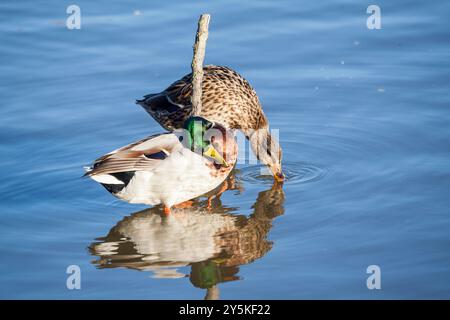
[137,65,284,181]
[85,117,237,214]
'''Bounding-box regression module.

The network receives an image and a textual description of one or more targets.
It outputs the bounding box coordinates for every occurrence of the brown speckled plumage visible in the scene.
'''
[136,65,268,131]
[137,65,284,181]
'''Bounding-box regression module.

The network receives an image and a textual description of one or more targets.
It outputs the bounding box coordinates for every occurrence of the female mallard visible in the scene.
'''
[85,117,237,214]
[137,65,284,182]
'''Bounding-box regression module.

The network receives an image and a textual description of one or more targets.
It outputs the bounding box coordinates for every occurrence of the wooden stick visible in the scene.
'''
[191,14,210,115]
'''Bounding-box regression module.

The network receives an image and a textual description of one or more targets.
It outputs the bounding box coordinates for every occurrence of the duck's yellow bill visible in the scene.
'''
[204,145,229,167]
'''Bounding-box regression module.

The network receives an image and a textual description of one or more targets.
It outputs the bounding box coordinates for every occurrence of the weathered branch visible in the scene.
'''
[191,14,210,115]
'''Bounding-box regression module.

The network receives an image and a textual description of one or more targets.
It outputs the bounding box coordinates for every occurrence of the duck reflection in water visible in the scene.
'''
[89,173,285,299]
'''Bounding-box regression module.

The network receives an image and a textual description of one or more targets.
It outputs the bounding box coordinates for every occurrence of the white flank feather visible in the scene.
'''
[90,174,124,185]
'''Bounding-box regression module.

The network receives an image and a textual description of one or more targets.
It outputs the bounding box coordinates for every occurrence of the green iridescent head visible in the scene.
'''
[183,116,213,150]
[182,116,228,167]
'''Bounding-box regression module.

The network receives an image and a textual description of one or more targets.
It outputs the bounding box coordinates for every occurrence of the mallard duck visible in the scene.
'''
[85,117,237,214]
[137,65,284,182]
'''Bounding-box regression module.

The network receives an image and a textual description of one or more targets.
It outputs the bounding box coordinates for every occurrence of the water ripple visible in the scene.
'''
[238,162,327,186]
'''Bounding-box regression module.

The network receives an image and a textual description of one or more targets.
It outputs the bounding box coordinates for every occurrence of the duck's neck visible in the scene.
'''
[245,127,270,159]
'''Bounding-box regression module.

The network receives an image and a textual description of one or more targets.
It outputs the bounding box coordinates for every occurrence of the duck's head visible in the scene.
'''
[183,116,229,167]
[246,127,284,183]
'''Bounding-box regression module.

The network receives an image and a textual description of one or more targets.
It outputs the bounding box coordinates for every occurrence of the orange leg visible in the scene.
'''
[174,200,194,209]
[215,181,229,200]
[207,196,213,210]
[164,206,171,216]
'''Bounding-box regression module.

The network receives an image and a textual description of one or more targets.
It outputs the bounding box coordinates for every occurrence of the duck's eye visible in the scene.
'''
[178,136,183,142]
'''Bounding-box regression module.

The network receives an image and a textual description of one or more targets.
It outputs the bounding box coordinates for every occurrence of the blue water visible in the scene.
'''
[1,0,450,299]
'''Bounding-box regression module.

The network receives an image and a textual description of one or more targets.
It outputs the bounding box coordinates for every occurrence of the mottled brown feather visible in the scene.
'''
[137,65,269,131]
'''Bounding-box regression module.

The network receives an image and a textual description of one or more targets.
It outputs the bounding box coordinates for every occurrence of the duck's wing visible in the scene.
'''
[136,65,267,132]
[85,133,181,178]
[136,74,193,131]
